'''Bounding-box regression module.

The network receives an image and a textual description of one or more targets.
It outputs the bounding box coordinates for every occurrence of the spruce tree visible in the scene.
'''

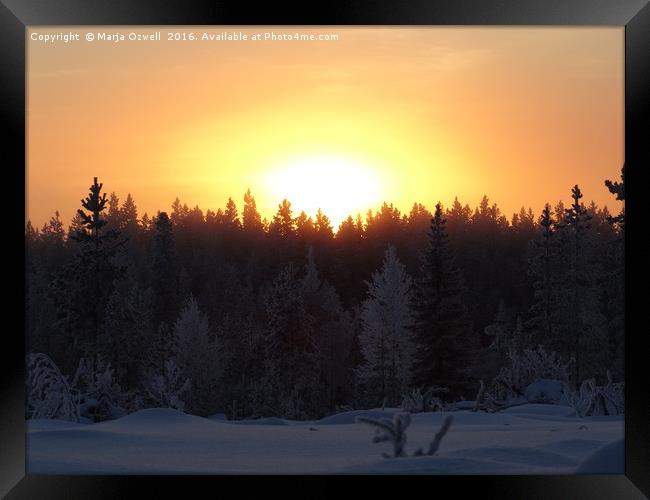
[412,203,475,398]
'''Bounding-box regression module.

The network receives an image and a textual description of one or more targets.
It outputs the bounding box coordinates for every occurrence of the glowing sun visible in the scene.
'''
[265,154,384,230]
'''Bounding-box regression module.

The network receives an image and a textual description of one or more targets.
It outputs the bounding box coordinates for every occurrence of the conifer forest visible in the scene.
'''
[25,166,625,423]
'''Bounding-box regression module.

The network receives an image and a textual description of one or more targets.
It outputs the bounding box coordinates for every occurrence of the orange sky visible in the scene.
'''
[27,27,623,230]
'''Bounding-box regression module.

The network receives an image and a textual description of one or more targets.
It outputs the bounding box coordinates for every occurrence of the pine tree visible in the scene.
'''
[143,358,190,411]
[170,197,190,227]
[412,203,475,398]
[295,211,316,244]
[242,188,264,235]
[333,214,366,306]
[37,211,69,272]
[121,193,139,233]
[52,178,125,374]
[485,298,511,353]
[603,165,625,379]
[301,247,352,411]
[144,322,177,382]
[224,197,241,230]
[482,298,515,381]
[140,212,152,232]
[358,245,415,406]
[106,192,122,231]
[269,199,295,238]
[604,164,625,233]
[151,211,184,329]
[406,203,433,272]
[556,185,608,383]
[525,204,563,351]
[263,263,320,418]
[102,275,154,390]
[66,211,85,241]
[315,209,334,241]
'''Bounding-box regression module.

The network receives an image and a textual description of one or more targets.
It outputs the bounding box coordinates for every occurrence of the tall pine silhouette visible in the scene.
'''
[53,178,125,374]
[412,203,474,397]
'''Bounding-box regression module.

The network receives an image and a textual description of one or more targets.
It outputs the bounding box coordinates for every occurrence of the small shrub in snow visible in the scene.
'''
[413,415,454,456]
[26,353,79,422]
[524,379,568,405]
[564,371,624,417]
[357,412,411,458]
[494,345,573,400]
[400,387,446,413]
[144,358,190,412]
[77,360,127,422]
[357,412,454,459]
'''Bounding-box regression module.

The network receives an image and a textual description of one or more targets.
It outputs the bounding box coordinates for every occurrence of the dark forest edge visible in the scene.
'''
[25,165,625,422]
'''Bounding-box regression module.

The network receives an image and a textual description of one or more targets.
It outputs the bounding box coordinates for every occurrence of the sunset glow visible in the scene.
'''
[27,27,624,229]
[265,155,384,228]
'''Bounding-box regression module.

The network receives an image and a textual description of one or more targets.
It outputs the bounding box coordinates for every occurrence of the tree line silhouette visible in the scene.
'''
[25,166,625,420]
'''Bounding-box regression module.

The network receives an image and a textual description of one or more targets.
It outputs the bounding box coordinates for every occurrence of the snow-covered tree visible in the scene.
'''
[143,358,190,411]
[76,358,127,422]
[493,345,573,401]
[358,245,415,407]
[26,353,79,422]
[400,387,446,413]
[172,296,221,416]
[564,370,624,417]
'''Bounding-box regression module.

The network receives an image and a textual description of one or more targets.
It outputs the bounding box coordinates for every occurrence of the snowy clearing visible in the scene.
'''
[26,405,623,474]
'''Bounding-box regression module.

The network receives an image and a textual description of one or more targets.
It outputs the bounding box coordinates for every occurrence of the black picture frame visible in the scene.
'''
[2,1,648,497]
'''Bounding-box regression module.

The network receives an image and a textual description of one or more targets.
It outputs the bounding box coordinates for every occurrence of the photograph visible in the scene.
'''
[24,25,626,475]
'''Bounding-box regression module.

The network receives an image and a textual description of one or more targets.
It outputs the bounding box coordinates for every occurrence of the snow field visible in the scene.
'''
[27,405,623,474]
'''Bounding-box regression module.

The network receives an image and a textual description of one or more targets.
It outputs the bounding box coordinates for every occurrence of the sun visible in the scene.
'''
[265,154,384,230]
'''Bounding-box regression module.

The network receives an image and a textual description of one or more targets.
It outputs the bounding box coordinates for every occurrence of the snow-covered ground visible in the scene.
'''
[26,405,623,474]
